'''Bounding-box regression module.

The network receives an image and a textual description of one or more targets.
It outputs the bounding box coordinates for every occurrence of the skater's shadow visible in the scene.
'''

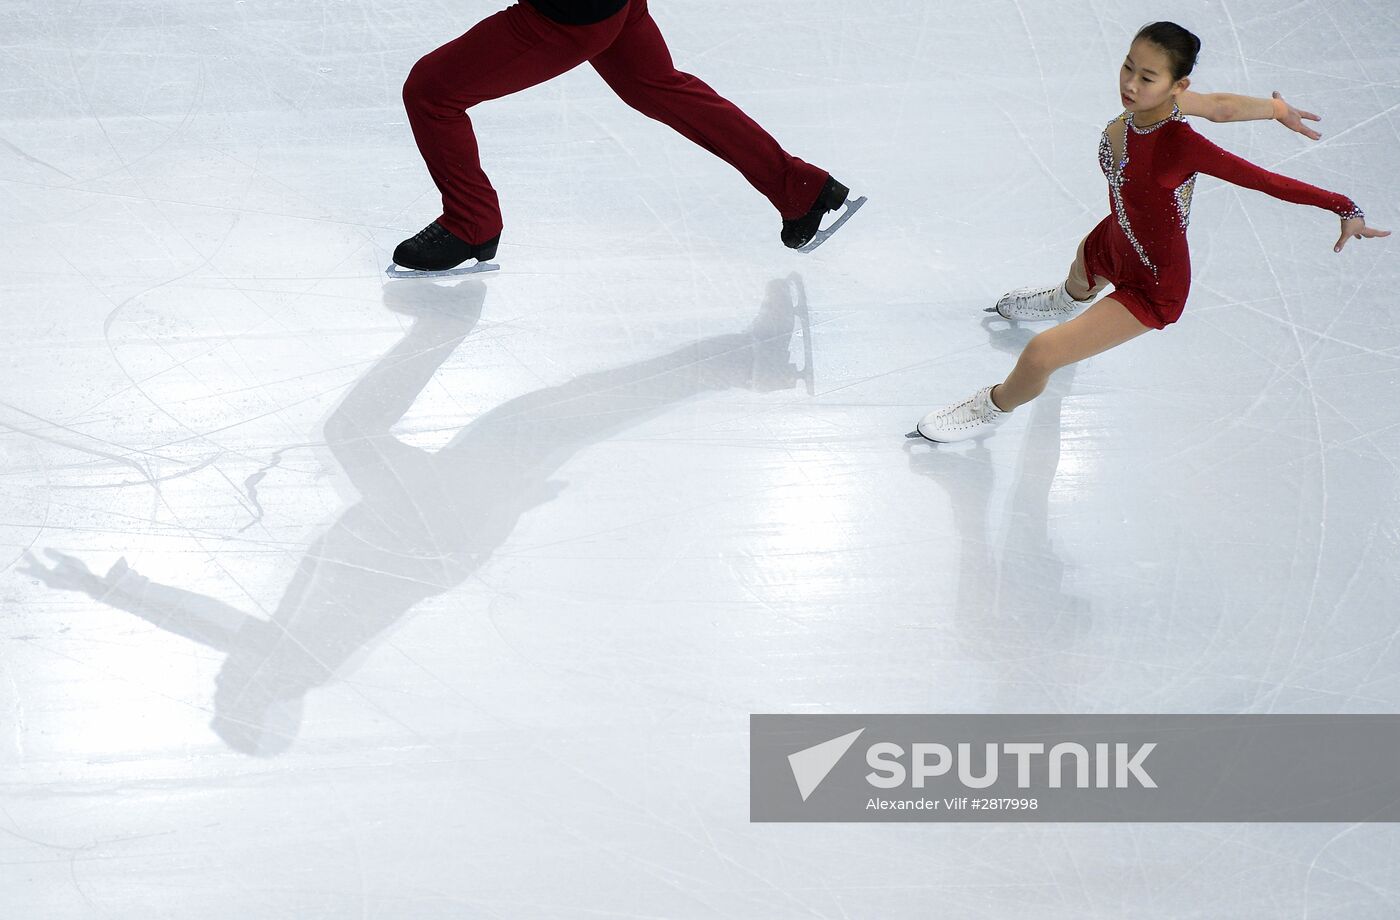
[22,274,812,756]
[905,316,1092,698]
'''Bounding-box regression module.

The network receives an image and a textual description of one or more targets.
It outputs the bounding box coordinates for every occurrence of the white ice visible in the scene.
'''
[3,0,1400,916]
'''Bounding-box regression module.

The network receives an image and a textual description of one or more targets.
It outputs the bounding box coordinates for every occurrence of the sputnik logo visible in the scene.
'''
[788,728,865,801]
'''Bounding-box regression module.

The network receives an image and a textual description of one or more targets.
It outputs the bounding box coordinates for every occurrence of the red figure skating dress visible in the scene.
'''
[1081,105,1363,329]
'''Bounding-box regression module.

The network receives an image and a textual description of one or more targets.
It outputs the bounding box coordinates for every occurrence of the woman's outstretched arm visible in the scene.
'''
[1178,90,1322,140]
[1170,126,1390,252]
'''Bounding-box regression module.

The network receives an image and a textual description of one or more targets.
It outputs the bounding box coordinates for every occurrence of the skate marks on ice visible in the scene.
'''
[21,275,814,755]
[796,195,868,253]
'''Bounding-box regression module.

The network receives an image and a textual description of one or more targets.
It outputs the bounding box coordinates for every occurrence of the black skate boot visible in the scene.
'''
[392,221,500,272]
[781,177,849,249]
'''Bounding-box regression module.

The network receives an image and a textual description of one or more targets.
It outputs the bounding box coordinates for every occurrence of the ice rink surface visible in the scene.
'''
[3,0,1399,916]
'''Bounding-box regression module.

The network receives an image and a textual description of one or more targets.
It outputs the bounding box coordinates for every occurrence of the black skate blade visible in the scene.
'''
[983,306,1000,313]
[905,428,958,445]
[385,260,500,280]
[796,195,867,254]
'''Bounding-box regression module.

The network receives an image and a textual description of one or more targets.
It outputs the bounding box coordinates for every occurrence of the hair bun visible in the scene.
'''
[1134,21,1202,79]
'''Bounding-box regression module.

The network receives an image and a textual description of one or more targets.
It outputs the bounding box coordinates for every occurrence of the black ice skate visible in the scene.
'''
[387,222,501,279]
[781,177,866,253]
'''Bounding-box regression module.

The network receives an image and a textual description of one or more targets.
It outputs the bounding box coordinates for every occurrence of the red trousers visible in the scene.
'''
[402,0,829,244]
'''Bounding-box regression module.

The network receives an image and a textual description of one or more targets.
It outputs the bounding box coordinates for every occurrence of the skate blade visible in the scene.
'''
[796,195,867,254]
[905,427,962,444]
[385,261,500,280]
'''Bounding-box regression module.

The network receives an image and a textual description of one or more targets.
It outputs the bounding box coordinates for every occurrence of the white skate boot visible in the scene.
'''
[989,282,1087,321]
[914,385,1007,443]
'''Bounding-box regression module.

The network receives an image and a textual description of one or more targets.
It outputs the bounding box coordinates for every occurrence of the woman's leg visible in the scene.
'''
[403,5,625,243]
[992,295,1149,411]
[1065,235,1110,302]
[994,235,1111,320]
[587,0,828,219]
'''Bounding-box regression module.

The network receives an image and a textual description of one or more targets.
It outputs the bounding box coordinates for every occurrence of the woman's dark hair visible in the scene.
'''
[1134,21,1201,80]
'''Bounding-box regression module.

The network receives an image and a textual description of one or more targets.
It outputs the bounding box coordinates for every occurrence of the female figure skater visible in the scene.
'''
[915,21,1389,443]
[393,0,849,272]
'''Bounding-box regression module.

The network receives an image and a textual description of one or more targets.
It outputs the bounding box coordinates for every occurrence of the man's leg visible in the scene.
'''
[587,0,829,220]
[403,4,626,243]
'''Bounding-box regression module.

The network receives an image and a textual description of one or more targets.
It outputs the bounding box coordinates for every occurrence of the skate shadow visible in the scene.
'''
[22,274,812,756]
[904,315,1093,702]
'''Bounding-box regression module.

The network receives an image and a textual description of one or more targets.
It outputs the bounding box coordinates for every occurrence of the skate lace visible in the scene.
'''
[1016,286,1054,303]
[412,223,452,245]
[935,392,990,428]
[1009,286,1057,308]
[997,284,1078,320]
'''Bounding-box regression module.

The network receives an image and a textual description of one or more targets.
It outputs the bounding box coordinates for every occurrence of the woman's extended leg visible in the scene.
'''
[991,295,1149,411]
[915,293,1148,443]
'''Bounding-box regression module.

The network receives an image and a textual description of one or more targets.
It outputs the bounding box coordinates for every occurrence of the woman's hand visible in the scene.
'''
[1336,217,1391,252]
[1272,91,1322,141]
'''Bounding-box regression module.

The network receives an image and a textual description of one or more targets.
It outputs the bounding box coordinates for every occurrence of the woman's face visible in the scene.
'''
[1119,39,1187,114]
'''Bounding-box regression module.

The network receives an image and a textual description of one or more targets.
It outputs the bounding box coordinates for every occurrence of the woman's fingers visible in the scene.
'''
[1336,219,1358,251]
[1273,91,1323,138]
[1336,224,1392,251]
